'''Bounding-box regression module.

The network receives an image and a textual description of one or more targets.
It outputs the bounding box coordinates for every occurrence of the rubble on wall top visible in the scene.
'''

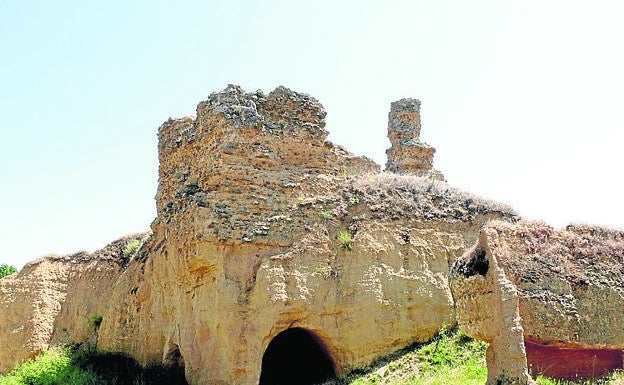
[197,84,327,131]
[389,98,421,117]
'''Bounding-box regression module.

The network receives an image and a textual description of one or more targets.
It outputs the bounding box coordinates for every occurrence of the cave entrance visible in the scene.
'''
[259,327,337,385]
[162,345,188,385]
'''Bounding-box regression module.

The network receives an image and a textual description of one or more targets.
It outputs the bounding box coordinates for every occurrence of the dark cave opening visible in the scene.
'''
[259,327,337,385]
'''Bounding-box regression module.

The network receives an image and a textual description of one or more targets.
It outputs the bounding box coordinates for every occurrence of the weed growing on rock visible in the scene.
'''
[123,239,141,257]
[338,231,352,251]
[88,314,103,331]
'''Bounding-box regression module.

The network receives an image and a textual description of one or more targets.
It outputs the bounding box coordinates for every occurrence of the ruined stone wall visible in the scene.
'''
[385,98,441,179]
[95,85,515,385]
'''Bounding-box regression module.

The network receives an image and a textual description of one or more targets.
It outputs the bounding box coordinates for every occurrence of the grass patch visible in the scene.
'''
[338,231,353,251]
[0,344,187,385]
[123,239,141,257]
[87,314,103,331]
[0,349,93,385]
[332,327,487,385]
[535,373,624,385]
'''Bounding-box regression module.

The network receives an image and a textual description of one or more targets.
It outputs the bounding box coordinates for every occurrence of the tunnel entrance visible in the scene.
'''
[259,327,336,385]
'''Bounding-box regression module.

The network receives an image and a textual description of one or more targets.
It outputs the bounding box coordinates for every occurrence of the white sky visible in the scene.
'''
[1,0,623,269]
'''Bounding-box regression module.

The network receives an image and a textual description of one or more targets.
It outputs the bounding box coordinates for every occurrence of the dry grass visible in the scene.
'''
[488,220,624,291]
[345,172,517,222]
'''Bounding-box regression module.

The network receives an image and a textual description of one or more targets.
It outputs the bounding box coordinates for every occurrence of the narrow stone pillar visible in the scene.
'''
[385,98,439,177]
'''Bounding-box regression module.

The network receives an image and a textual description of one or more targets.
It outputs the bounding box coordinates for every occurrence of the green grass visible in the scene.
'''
[0,344,187,385]
[87,314,103,331]
[0,349,94,385]
[338,231,353,251]
[0,264,17,279]
[336,329,624,385]
[338,327,488,385]
[123,239,141,257]
[535,373,624,385]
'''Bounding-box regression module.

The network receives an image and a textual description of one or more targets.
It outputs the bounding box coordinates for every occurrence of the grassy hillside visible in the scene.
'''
[335,328,623,385]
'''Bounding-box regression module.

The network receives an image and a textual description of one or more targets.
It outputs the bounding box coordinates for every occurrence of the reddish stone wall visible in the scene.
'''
[525,340,624,381]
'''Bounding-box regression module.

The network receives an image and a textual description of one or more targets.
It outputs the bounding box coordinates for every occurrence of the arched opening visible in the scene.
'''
[160,345,188,385]
[259,327,337,385]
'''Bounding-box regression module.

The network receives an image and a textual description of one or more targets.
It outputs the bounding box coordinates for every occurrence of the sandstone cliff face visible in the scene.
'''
[0,234,145,373]
[451,221,624,383]
[91,85,515,385]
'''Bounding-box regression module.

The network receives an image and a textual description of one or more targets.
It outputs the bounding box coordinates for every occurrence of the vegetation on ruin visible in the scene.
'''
[338,231,353,251]
[123,239,141,257]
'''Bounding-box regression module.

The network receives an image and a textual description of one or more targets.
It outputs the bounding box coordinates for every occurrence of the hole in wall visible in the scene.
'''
[259,327,337,385]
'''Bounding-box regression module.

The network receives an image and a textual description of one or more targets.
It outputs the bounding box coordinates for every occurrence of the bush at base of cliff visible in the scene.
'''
[0,349,94,385]
[0,345,188,385]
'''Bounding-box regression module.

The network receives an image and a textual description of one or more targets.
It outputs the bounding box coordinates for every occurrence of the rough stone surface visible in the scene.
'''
[0,234,146,373]
[385,98,443,179]
[0,85,519,384]
[451,221,624,383]
[98,85,515,385]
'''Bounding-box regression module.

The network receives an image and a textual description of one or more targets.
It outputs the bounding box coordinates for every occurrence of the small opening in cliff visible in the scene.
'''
[159,345,187,384]
[165,345,185,369]
[259,327,336,385]
[456,246,489,278]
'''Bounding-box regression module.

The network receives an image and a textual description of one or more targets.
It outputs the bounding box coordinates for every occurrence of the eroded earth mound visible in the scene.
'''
[451,221,624,384]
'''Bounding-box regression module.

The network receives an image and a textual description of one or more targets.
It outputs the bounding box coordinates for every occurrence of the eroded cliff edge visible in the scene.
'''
[1,85,518,384]
[451,221,624,384]
[0,234,146,373]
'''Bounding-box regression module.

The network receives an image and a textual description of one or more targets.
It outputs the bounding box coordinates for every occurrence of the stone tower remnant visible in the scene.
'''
[385,98,441,178]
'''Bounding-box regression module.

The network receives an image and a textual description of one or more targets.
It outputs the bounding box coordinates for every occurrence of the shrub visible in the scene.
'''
[0,347,189,385]
[0,349,94,385]
[338,231,352,251]
[123,239,141,257]
[88,314,103,330]
[320,210,331,220]
[0,264,17,279]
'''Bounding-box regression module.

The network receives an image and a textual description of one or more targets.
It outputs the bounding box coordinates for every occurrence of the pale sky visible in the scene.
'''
[2,0,623,269]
